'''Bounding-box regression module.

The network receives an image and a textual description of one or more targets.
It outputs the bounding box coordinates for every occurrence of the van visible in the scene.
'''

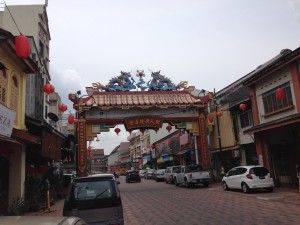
[63,173,124,225]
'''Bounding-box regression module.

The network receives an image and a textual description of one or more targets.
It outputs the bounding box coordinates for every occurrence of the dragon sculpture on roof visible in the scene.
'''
[92,70,187,92]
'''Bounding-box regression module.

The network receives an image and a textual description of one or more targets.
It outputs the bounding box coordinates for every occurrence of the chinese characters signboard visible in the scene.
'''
[125,117,163,130]
[77,120,87,176]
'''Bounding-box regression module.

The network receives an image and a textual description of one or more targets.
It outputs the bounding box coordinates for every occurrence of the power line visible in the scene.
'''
[3,0,22,35]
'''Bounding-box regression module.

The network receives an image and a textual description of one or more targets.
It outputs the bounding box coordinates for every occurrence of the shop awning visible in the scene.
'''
[0,134,22,145]
[12,128,41,144]
[176,150,190,155]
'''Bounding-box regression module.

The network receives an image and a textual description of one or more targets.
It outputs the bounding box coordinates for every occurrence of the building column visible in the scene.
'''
[9,144,25,205]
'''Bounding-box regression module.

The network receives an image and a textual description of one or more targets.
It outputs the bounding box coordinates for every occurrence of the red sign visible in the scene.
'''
[125,117,163,130]
[77,120,87,176]
[199,117,211,167]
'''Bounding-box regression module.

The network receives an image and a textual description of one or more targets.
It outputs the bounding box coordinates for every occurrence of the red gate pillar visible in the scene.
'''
[77,119,87,177]
[197,113,211,169]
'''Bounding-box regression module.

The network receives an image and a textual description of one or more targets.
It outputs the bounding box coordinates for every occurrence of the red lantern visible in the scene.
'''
[276,88,284,100]
[168,139,172,145]
[58,103,68,112]
[216,111,222,117]
[162,141,165,145]
[15,35,31,58]
[114,127,121,135]
[74,119,79,125]
[166,125,172,133]
[68,114,74,124]
[156,143,159,148]
[208,115,214,123]
[239,103,247,111]
[43,83,55,95]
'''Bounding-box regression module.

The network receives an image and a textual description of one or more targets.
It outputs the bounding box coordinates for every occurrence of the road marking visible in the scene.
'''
[257,197,283,200]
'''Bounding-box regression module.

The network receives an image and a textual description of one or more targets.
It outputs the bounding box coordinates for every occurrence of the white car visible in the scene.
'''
[139,169,145,178]
[155,169,166,182]
[222,165,274,193]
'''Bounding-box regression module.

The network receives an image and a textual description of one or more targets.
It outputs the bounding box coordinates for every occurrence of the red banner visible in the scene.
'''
[78,120,87,176]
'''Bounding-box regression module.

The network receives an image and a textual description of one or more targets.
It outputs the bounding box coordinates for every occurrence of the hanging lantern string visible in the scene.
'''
[3,0,22,35]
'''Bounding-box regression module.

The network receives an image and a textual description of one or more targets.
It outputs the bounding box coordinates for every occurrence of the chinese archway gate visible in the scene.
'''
[69,70,212,177]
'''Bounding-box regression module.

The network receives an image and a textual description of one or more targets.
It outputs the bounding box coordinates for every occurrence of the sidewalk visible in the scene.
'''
[209,182,300,204]
[24,199,64,217]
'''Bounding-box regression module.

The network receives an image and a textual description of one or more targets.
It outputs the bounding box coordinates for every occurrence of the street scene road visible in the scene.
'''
[118,176,300,225]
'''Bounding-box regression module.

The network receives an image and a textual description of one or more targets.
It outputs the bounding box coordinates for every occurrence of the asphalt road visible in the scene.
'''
[118,176,300,225]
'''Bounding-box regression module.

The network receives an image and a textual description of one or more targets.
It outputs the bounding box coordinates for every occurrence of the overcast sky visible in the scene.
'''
[3,0,300,154]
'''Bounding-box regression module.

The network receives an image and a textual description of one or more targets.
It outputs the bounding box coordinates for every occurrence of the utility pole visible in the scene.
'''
[214,88,224,178]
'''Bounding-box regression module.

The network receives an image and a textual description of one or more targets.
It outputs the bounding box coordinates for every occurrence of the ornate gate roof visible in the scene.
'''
[69,90,205,110]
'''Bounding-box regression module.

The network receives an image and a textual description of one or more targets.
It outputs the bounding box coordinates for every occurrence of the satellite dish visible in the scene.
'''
[48,112,59,122]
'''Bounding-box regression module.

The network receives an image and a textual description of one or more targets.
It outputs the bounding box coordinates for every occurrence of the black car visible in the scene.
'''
[126,170,141,183]
[63,174,124,225]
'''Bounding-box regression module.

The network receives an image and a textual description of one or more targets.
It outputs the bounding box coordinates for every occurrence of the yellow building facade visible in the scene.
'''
[0,28,36,211]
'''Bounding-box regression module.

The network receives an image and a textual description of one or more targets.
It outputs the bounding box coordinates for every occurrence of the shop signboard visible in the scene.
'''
[0,104,16,137]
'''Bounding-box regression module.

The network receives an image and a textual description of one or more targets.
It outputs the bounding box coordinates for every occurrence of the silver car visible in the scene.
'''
[222,165,274,193]
[63,173,124,225]
[154,169,166,182]
[0,216,87,225]
[144,169,155,179]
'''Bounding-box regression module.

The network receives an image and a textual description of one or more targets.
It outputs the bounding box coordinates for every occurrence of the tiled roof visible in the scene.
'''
[71,91,202,109]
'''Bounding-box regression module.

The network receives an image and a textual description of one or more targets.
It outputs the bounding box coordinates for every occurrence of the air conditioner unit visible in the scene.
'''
[232,150,240,158]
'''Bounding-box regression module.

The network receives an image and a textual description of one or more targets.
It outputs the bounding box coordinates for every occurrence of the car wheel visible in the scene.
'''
[184,180,190,188]
[242,183,250,193]
[266,187,273,192]
[222,182,229,191]
[203,182,209,187]
[174,178,179,187]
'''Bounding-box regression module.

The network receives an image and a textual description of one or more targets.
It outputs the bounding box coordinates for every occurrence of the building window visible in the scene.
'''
[45,105,48,118]
[11,75,19,125]
[39,41,44,58]
[240,110,253,128]
[0,69,7,105]
[262,82,293,114]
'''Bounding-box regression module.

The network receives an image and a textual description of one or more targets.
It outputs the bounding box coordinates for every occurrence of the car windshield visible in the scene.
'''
[186,165,204,172]
[172,167,181,173]
[73,180,113,200]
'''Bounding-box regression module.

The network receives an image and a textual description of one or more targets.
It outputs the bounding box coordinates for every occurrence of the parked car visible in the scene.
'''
[126,170,141,183]
[0,216,87,225]
[63,173,124,225]
[164,166,181,184]
[139,169,145,178]
[174,165,211,188]
[144,169,155,179]
[154,169,166,182]
[222,165,274,193]
[62,174,76,197]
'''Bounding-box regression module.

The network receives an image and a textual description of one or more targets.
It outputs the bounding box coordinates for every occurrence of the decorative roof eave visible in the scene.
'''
[243,47,300,87]
[69,90,207,111]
